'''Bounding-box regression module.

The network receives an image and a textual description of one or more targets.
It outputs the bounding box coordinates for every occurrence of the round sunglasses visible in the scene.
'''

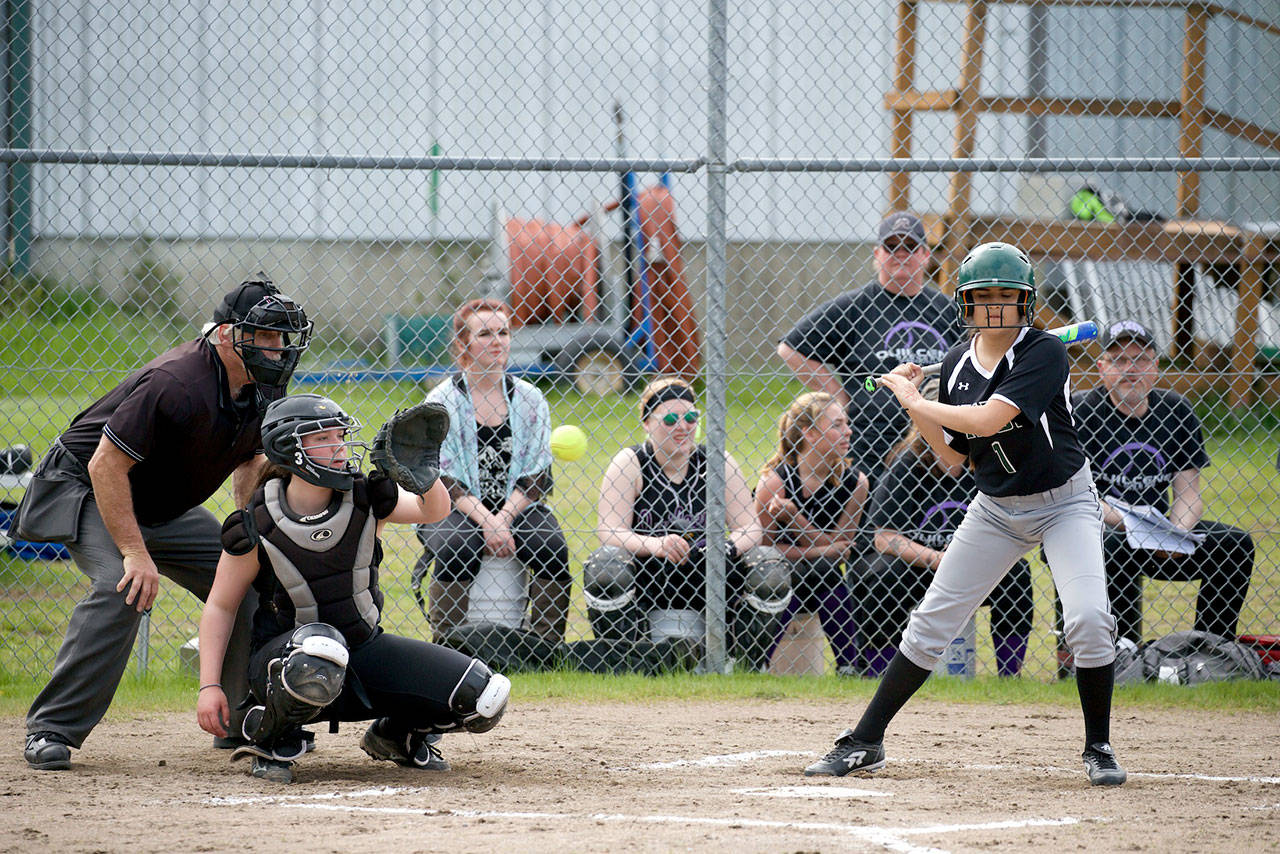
[659,410,700,425]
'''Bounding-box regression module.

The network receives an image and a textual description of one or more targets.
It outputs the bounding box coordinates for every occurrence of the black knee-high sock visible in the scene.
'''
[1075,662,1114,747]
[850,651,932,743]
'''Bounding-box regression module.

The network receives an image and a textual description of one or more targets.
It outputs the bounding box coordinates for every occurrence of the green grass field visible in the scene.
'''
[3,312,1278,687]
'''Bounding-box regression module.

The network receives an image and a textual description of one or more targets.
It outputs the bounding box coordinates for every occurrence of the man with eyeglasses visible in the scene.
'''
[777,212,958,486]
[1073,319,1253,646]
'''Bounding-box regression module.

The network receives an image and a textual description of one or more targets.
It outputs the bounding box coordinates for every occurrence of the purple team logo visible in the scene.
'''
[876,321,949,364]
[917,500,968,549]
[1100,442,1170,495]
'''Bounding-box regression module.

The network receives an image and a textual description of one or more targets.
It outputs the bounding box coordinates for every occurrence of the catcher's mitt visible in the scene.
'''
[369,402,450,494]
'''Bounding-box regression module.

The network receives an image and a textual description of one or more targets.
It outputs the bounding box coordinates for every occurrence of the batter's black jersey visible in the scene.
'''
[782,283,958,476]
[939,327,1085,497]
[1071,386,1210,516]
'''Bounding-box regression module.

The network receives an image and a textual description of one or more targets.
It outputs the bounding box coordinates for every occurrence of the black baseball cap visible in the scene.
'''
[212,273,281,325]
[877,212,926,247]
[1100,319,1156,350]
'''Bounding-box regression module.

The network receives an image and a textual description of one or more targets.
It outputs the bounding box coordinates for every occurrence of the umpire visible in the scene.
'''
[13,274,312,771]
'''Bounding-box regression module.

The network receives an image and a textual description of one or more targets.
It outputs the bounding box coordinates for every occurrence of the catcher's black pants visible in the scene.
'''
[249,628,477,734]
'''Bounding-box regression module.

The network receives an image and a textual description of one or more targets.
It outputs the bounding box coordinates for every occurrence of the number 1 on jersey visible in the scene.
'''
[991,441,1017,474]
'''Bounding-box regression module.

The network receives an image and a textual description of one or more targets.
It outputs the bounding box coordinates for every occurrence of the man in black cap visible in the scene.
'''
[13,274,312,770]
[1073,319,1254,645]
[778,212,959,485]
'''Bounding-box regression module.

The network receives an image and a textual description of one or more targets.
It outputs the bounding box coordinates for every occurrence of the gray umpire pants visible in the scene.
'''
[27,495,256,748]
[901,463,1117,671]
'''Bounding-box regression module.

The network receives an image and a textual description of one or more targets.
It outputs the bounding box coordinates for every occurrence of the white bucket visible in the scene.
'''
[933,615,977,678]
[648,608,705,644]
[769,612,827,676]
[466,555,528,629]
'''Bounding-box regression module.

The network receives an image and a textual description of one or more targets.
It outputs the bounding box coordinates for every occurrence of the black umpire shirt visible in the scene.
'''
[938,327,1086,497]
[782,282,957,477]
[59,339,276,526]
[1071,386,1210,517]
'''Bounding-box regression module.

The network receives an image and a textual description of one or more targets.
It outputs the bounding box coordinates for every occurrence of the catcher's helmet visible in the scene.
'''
[262,393,365,491]
[954,242,1036,329]
[216,274,313,389]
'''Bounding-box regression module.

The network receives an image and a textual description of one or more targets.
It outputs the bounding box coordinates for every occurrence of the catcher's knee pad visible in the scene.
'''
[584,545,644,641]
[448,659,511,733]
[741,545,793,615]
[243,623,349,754]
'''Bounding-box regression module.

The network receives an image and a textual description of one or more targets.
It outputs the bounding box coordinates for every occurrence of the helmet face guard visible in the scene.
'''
[232,294,313,388]
[262,394,365,491]
[954,242,1037,330]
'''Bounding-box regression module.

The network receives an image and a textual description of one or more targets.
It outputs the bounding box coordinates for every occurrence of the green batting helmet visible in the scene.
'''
[954,242,1036,329]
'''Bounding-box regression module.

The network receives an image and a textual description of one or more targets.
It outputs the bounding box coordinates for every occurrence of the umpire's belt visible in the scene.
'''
[984,462,1094,510]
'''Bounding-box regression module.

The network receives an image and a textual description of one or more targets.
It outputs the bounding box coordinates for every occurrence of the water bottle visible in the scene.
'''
[933,615,977,678]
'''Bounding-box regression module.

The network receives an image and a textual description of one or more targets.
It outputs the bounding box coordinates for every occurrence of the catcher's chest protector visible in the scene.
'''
[251,477,384,646]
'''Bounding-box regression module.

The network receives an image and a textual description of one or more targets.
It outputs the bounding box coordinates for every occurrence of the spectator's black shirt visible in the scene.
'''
[773,460,863,537]
[868,450,977,550]
[475,421,513,514]
[631,442,707,544]
[939,327,1085,497]
[1071,386,1209,515]
[782,282,957,477]
[59,339,275,525]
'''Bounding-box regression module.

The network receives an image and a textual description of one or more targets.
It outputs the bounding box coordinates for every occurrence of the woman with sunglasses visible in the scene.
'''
[589,377,792,671]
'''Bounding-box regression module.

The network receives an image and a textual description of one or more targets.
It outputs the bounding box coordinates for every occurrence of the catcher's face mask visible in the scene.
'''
[262,394,365,491]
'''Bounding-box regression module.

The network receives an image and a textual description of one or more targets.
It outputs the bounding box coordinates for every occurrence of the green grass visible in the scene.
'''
[1,667,1276,720]
[3,314,1279,686]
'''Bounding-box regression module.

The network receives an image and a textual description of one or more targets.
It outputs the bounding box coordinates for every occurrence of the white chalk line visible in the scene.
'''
[263,803,1086,854]
[732,785,892,799]
[621,750,1280,784]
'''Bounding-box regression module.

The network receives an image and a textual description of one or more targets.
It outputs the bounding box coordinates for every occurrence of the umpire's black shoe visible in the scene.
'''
[24,732,72,771]
[1082,742,1127,787]
[361,719,450,771]
[803,729,886,777]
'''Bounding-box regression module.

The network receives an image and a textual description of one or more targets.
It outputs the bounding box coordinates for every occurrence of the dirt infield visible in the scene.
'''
[2,697,1277,853]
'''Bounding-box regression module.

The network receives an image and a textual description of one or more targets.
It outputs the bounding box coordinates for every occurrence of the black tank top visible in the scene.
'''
[631,442,707,546]
[774,460,862,533]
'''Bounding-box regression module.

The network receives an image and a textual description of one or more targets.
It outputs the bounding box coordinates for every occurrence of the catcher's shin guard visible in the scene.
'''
[583,546,644,642]
[243,623,348,755]
[732,546,793,671]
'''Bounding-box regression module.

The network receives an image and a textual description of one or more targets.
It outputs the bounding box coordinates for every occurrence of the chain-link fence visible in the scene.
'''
[1,1,1278,684]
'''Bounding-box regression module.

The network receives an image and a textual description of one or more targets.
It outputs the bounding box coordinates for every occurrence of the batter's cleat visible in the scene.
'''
[361,719,450,771]
[1082,742,1127,787]
[803,729,886,777]
[249,756,294,784]
[24,732,72,771]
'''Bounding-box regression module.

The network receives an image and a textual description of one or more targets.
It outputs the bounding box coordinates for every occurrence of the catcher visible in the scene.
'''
[196,393,510,783]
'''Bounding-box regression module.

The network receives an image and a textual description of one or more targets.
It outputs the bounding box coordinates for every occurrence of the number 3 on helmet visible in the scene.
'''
[954,241,1036,329]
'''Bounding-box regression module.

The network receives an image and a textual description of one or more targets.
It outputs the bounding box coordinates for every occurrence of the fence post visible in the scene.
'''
[702,0,730,674]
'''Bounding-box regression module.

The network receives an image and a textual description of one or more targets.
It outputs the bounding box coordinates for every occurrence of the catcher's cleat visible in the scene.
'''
[1082,742,1127,787]
[361,719,450,771]
[24,732,72,771]
[249,755,295,784]
[803,729,886,777]
[215,728,315,753]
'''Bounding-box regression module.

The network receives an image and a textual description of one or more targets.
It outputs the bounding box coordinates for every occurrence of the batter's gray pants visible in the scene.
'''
[901,464,1117,671]
[27,496,256,748]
